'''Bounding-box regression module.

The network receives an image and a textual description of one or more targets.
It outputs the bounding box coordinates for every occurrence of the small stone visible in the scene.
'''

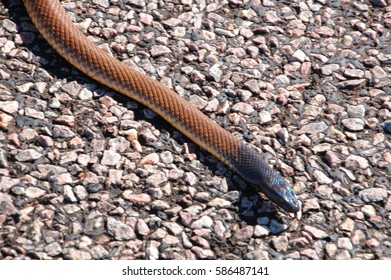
[215,28,235,38]
[300,248,320,260]
[341,118,365,131]
[191,247,215,259]
[15,149,42,161]
[233,225,254,242]
[189,95,207,110]
[0,113,14,129]
[273,74,290,85]
[315,26,335,37]
[107,137,130,153]
[365,238,380,248]
[244,79,260,94]
[345,155,369,169]
[25,187,46,198]
[325,243,337,258]
[231,102,255,115]
[303,198,321,211]
[185,172,197,186]
[347,105,365,118]
[123,192,151,206]
[191,235,210,249]
[51,173,73,185]
[64,248,92,260]
[321,64,340,75]
[208,64,223,82]
[254,225,270,237]
[159,151,173,164]
[140,153,159,165]
[258,111,272,124]
[337,237,353,250]
[300,121,328,134]
[106,217,135,240]
[343,68,365,79]
[208,198,231,208]
[303,225,328,239]
[151,200,170,211]
[190,216,213,229]
[74,185,88,200]
[36,135,54,147]
[292,49,308,62]
[146,172,167,187]
[361,205,376,218]
[359,188,387,203]
[63,185,77,202]
[271,236,289,252]
[338,79,366,88]
[90,245,109,259]
[45,242,62,256]
[339,218,355,233]
[151,45,171,57]
[163,222,183,235]
[136,219,150,236]
[313,170,332,184]
[101,150,121,166]
[0,101,19,114]
[52,125,75,138]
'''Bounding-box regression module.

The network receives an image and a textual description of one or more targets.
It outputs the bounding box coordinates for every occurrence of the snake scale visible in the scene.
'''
[22,0,301,214]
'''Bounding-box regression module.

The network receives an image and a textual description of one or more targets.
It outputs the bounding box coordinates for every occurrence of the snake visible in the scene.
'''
[22,0,301,214]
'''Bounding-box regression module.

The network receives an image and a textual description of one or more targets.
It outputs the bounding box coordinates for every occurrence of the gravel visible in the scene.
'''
[0,0,390,260]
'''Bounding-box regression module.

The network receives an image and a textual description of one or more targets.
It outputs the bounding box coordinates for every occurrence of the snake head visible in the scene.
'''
[231,144,301,215]
[261,176,301,214]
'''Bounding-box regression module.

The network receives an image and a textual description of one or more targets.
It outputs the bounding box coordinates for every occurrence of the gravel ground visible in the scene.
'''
[0,0,390,260]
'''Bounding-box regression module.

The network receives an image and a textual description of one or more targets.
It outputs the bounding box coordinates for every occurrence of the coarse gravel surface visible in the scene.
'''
[0,0,390,260]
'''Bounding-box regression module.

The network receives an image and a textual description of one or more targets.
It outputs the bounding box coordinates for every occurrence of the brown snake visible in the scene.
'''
[22,0,300,214]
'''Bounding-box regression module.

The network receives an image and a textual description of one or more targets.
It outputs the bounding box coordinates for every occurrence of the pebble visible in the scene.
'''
[341,118,365,131]
[190,216,213,229]
[359,188,388,203]
[150,45,171,57]
[0,101,19,114]
[300,121,328,134]
[313,170,333,184]
[15,149,42,162]
[106,217,135,240]
[253,225,270,237]
[303,225,328,239]
[271,236,289,252]
[233,226,254,242]
[231,102,255,115]
[123,192,151,206]
[25,187,46,199]
[101,150,121,166]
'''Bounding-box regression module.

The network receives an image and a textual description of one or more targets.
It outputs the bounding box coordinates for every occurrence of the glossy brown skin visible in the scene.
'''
[22,0,300,213]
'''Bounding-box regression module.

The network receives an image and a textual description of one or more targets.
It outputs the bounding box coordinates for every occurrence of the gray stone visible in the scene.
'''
[15,149,42,161]
[321,64,340,75]
[101,150,121,166]
[300,121,328,134]
[341,118,365,131]
[190,216,213,229]
[0,101,19,114]
[359,188,387,203]
[271,236,289,252]
[303,225,328,239]
[106,217,135,240]
[347,105,365,118]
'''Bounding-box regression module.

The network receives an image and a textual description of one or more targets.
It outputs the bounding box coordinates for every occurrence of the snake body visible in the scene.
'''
[22,0,300,213]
